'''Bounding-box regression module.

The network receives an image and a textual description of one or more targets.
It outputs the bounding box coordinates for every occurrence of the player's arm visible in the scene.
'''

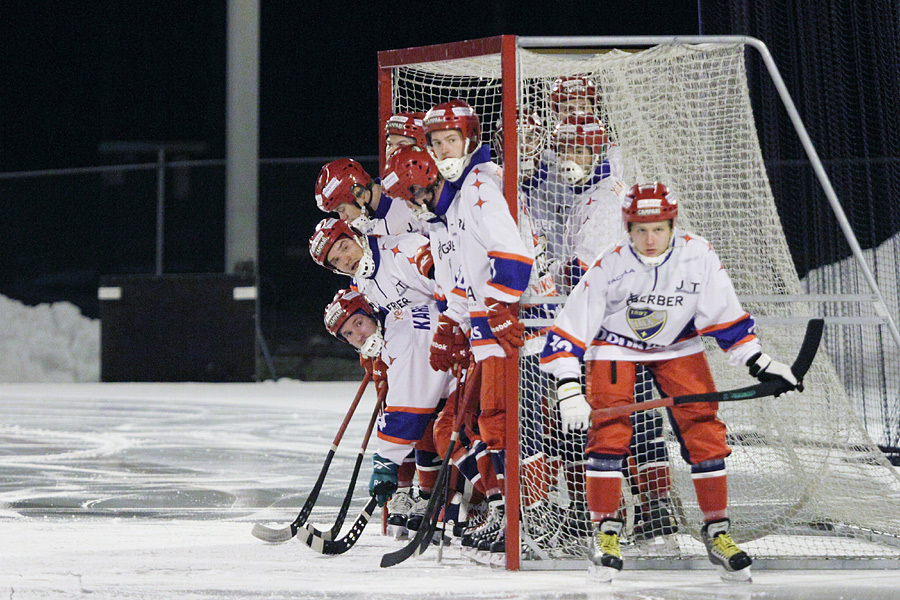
[694,243,800,393]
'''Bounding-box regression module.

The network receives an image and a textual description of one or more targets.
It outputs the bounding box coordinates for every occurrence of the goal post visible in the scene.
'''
[377,35,900,571]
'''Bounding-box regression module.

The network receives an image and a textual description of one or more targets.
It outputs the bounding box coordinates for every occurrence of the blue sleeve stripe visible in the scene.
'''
[703,315,757,351]
[488,255,533,295]
[379,411,432,443]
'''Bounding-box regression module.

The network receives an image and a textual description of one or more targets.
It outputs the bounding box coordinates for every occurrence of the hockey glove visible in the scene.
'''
[746,352,802,396]
[361,355,389,393]
[414,244,435,280]
[485,298,525,357]
[556,378,592,432]
[369,453,400,507]
[430,314,469,372]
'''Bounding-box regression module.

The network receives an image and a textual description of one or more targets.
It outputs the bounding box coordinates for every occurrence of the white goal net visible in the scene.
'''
[378,37,900,569]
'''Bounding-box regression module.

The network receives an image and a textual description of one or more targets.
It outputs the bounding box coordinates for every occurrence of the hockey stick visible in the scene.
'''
[295,383,386,550]
[296,496,380,555]
[251,373,372,543]
[381,367,472,568]
[591,318,825,421]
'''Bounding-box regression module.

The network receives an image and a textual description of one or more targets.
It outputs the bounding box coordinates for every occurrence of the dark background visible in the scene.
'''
[0,1,897,379]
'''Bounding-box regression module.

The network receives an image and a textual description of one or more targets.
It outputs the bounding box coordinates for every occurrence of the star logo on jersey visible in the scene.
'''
[626,306,666,341]
[390,245,401,256]
[475,197,486,208]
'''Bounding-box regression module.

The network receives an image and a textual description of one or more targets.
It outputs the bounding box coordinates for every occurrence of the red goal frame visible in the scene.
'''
[377,35,524,570]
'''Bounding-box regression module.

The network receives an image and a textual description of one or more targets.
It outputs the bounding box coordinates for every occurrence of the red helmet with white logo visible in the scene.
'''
[381,146,440,202]
[550,75,597,115]
[424,99,481,147]
[323,289,377,340]
[622,182,679,224]
[308,217,360,270]
[551,112,608,155]
[384,112,427,147]
[314,159,372,212]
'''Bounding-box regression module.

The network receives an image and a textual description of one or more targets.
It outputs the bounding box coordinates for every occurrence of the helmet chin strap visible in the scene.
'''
[353,237,376,279]
[359,325,384,358]
[433,140,478,182]
[630,231,675,267]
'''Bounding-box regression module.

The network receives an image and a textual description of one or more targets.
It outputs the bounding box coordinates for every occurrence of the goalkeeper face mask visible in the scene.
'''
[558,146,598,186]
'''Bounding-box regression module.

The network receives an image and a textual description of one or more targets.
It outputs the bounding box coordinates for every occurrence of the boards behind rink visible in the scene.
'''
[376,35,900,571]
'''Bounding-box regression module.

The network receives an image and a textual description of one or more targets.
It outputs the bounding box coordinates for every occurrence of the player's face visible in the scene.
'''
[339,313,377,349]
[334,201,363,222]
[386,134,417,158]
[629,221,673,258]
[405,184,435,211]
[326,236,363,275]
[557,97,594,118]
[429,129,466,160]
[559,145,594,171]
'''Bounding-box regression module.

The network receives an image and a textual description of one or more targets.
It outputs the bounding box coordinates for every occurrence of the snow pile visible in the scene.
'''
[0,294,99,383]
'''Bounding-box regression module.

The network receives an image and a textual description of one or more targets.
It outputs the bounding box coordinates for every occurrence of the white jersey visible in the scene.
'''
[436,146,534,361]
[420,217,469,328]
[352,186,425,237]
[377,302,455,465]
[351,233,436,314]
[539,228,763,381]
[525,145,626,292]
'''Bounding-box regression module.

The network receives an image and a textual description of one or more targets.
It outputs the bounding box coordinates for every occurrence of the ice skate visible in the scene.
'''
[404,492,428,531]
[588,519,623,583]
[632,496,678,542]
[701,518,752,582]
[385,488,413,539]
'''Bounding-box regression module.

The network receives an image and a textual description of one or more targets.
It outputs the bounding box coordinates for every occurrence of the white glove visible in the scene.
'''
[747,353,802,396]
[556,379,592,432]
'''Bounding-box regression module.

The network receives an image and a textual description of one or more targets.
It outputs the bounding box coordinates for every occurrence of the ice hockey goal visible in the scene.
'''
[377,35,900,571]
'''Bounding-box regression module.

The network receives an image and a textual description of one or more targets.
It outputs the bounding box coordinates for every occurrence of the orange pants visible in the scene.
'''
[586,352,729,465]
[478,354,518,451]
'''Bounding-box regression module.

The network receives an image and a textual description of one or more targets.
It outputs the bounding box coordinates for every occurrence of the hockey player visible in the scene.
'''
[549,75,599,121]
[384,111,427,159]
[310,218,453,530]
[539,182,802,582]
[321,288,453,528]
[383,102,536,560]
[537,112,626,294]
[314,158,421,236]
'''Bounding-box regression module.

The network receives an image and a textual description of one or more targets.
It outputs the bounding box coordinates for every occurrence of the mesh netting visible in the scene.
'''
[383,41,900,567]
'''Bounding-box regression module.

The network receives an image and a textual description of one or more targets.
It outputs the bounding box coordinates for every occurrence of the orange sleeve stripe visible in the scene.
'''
[548,325,586,351]
[384,406,435,415]
[728,334,758,348]
[377,431,416,445]
[487,281,526,296]
[487,250,535,266]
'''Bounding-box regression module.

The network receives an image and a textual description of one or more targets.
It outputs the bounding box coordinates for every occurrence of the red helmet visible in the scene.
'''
[323,289,376,340]
[308,217,360,269]
[384,112,427,147]
[424,99,481,147]
[314,159,372,212]
[551,112,607,155]
[492,109,543,162]
[550,75,597,115]
[622,182,679,224]
[381,146,440,202]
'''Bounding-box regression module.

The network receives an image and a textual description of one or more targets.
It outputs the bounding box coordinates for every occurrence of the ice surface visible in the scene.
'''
[2,381,899,599]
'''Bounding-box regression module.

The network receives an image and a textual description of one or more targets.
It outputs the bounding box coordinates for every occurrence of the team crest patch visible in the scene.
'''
[626,306,666,341]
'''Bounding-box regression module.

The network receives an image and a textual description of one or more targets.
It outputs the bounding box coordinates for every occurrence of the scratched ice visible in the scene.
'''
[1,381,899,599]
